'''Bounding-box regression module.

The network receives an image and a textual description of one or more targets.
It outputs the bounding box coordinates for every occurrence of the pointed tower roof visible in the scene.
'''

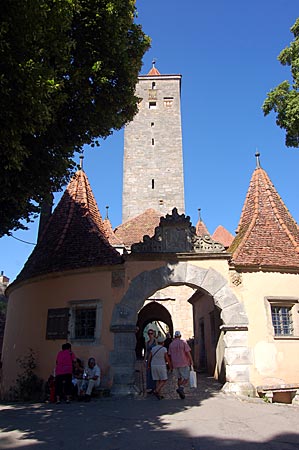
[16,169,122,283]
[114,208,162,247]
[212,225,234,248]
[102,206,123,246]
[195,209,210,236]
[229,153,299,270]
[147,60,161,76]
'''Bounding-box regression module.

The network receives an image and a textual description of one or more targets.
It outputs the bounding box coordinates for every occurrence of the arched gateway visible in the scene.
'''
[110,260,254,396]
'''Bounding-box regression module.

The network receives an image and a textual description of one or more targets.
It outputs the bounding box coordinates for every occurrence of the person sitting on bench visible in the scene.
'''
[81,357,101,402]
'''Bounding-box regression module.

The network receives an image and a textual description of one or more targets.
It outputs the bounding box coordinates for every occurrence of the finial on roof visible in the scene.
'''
[198,208,202,221]
[79,154,84,170]
[147,59,161,76]
[255,151,261,169]
[105,205,109,219]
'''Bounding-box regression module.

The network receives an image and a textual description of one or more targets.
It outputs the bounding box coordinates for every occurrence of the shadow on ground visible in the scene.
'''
[0,374,299,450]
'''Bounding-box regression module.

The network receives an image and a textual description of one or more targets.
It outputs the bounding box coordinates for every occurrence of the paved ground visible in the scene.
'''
[1,373,299,450]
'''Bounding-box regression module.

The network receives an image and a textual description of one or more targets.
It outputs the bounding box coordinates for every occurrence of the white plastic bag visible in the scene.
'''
[189,366,197,389]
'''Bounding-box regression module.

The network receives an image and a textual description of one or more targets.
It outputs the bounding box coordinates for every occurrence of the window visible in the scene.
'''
[149,101,157,109]
[152,179,155,189]
[75,308,96,339]
[152,82,156,89]
[151,122,154,127]
[151,138,155,145]
[163,97,173,107]
[266,297,299,338]
[271,306,293,336]
[69,299,102,343]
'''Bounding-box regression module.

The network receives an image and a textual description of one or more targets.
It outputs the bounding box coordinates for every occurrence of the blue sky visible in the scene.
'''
[1,0,299,282]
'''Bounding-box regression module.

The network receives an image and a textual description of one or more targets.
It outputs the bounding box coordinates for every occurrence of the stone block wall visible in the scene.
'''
[123,74,185,222]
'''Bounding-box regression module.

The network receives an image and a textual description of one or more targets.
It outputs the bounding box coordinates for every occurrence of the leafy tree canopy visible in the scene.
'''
[0,0,150,237]
[263,18,299,148]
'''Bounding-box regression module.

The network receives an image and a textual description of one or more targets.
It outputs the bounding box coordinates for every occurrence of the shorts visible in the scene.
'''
[173,366,190,381]
[151,365,168,381]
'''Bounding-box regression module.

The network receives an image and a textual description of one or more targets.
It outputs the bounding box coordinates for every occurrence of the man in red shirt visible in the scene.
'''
[168,331,193,399]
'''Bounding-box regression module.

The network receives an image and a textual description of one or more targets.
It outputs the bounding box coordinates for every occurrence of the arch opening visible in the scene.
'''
[110,262,253,397]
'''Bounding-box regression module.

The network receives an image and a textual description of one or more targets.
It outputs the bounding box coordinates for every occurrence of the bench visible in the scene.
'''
[256,384,299,405]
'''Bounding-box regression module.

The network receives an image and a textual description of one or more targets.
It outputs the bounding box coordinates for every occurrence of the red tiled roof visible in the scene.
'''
[147,66,161,76]
[114,209,162,246]
[16,170,122,282]
[103,217,123,246]
[195,219,209,236]
[229,167,299,269]
[212,225,234,248]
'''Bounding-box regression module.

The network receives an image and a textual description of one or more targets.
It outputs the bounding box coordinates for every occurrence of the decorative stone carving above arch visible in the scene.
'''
[131,208,225,254]
[110,262,254,397]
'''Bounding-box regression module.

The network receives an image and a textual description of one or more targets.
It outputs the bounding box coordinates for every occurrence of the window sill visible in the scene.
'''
[274,335,299,340]
[70,338,96,344]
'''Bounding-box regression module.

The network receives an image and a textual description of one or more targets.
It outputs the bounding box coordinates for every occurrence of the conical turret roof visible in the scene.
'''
[16,169,122,282]
[212,225,234,248]
[229,162,299,270]
[103,217,123,246]
[195,219,209,236]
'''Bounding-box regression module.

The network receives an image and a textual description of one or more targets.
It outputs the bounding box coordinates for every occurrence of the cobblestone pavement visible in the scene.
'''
[133,360,223,400]
[1,368,299,450]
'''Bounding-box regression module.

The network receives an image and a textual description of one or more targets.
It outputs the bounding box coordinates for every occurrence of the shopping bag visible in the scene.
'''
[189,366,197,389]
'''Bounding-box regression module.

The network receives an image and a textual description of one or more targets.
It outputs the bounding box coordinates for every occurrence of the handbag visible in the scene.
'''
[189,366,197,389]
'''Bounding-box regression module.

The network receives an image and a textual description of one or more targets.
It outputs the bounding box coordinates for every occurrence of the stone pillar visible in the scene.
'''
[110,324,137,396]
[221,326,256,397]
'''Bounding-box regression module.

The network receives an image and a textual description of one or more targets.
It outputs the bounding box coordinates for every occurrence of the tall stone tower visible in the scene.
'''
[122,63,185,222]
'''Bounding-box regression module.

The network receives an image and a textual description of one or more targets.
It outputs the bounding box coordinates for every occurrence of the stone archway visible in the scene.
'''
[137,302,173,336]
[110,262,254,396]
[135,302,174,359]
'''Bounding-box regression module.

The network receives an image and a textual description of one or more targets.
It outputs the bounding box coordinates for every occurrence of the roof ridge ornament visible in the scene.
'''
[255,150,261,169]
[79,154,84,170]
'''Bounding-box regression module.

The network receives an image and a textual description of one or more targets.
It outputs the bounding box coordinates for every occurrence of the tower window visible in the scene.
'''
[151,122,154,127]
[163,97,173,107]
[152,138,154,145]
[152,82,156,89]
[149,101,157,109]
[152,179,155,189]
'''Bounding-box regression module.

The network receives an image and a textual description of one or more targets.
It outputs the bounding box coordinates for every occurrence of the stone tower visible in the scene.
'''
[122,63,185,222]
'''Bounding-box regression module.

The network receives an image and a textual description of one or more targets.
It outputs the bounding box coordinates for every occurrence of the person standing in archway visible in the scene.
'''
[168,331,193,399]
[145,328,157,393]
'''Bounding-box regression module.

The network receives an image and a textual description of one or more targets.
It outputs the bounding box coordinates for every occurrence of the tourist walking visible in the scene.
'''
[148,336,172,400]
[168,331,193,399]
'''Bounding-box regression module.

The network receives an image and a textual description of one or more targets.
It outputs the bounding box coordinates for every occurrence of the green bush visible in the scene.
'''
[10,348,44,401]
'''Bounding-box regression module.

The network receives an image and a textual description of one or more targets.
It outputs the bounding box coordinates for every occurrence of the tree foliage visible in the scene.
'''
[263,18,299,148]
[0,0,150,236]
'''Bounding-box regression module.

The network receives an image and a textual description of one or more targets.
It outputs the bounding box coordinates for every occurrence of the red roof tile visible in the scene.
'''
[114,209,162,246]
[229,167,299,269]
[212,225,234,248]
[16,170,122,282]
[147,66,161,76]
[195,219,209,236]
[103,217,123,246]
